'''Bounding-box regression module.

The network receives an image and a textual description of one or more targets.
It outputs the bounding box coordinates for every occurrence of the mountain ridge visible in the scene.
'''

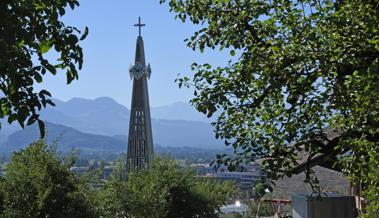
[0,97,224,151]
[4,122,125,153]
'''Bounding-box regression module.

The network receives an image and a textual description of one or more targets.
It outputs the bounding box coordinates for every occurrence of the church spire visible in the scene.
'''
[126,17,154,173]
[134,33,145,65]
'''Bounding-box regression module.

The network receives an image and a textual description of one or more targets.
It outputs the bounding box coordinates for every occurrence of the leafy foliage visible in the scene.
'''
[160,0,379,216]
[252,182,268,199]
[340,138,379,218]
[94,157,235,218]
[0,0,88,137]
[244,201,275,218]
[0,140,96,218]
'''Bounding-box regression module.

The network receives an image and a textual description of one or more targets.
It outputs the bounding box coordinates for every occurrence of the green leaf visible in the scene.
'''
[27,114,39,126]
[39,90,52,97]
[35,73,43,83]
[46,64,57,75]
[38,41,53,54]
[80,26,89,41]
[38,119,45,138]
[33,2,45,10]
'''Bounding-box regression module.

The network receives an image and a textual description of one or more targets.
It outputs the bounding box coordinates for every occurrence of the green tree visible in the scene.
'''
[252,182,267,199]
[88,156,130,218]
[0,0,88,137]
[0,140,96,218]
[91,177,130,218]
[95,157,235,218]
[244,201,275,218]
[160,0,379,216]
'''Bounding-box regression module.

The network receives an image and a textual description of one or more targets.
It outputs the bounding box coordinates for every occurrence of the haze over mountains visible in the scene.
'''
[0,97,223,153]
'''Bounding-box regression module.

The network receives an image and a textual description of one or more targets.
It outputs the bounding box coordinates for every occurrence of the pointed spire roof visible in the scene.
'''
[134,36,145,65]
[129,17,151,80]
[134,17,146,65]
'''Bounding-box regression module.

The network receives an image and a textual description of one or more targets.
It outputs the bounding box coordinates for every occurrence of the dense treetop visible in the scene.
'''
[0,140,95,218]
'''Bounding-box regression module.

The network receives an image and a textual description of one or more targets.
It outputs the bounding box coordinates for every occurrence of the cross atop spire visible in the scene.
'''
[134,17,145,37]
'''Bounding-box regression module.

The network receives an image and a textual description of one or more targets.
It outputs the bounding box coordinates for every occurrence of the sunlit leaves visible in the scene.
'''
[38,41,54,54]
[161,0,379,215]
[0,0,88,137]
[95,157,235,218]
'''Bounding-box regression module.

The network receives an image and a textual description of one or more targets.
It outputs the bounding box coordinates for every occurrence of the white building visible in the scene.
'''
[216,162,262,191]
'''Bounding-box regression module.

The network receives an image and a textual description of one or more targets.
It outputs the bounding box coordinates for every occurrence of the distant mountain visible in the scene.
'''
[55,97,130,119]
[0,120,21,136]
[4,122,125,153]
[0,134,8,153]
[0,97,224,150]
[40,97,130,136]
[151,102,211,122]
[152,119,219,147]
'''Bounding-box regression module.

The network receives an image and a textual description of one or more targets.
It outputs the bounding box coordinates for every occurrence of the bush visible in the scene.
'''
[0,140,96,218]
[95,157,235,218]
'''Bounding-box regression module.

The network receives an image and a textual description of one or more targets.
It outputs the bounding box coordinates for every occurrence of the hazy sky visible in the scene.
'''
[37,1,231,107]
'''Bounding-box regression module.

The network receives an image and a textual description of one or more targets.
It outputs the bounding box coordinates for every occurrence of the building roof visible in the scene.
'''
[271,166,349,199]
[220,202,248,214]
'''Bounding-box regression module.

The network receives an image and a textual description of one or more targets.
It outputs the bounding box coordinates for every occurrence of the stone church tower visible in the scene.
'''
[126,17,154,173]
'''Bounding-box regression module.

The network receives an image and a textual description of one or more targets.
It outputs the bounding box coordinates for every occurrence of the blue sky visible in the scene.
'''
[37,1,231,107]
